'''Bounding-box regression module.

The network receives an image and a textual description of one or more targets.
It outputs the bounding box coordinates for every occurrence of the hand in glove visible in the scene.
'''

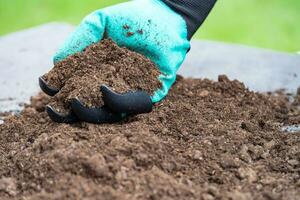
[39,0,216,123]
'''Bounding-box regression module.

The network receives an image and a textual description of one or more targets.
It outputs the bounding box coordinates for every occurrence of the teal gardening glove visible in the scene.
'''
[39,0,216,123]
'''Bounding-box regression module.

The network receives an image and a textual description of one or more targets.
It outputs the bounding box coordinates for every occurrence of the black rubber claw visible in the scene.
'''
[101,85,153,114]
[71,98,123,124]
[46,105,78,123]
[39,77,59,96]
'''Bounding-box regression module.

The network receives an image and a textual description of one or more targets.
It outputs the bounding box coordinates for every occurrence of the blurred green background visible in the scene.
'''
[0,0,299,52]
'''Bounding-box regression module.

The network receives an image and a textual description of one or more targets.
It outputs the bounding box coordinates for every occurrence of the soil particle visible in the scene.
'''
[126,32,135,37]
[237,167,258,183]
[123,24,130,30]
[1,41,300,199]
[219,154,241,169]
[0,177,17,197]
[137,29,143,35]
[226,190,252,200]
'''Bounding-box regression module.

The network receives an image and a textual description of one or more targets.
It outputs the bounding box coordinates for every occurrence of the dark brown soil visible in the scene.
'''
[42,39,161,111]
[1,39,300,199]
[0,75,299,200]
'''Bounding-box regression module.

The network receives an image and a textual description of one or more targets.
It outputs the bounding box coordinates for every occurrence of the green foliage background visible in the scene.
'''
[0,0,299,52]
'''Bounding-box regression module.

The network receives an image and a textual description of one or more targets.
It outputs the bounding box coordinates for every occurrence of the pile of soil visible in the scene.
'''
[43,39,161,111]
[0,41,300,199]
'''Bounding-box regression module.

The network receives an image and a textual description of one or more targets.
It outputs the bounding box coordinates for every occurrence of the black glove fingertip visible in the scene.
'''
[71,98,123,124]
[39,77,59,96]
[101,85,153,114]
[46,105,78,123]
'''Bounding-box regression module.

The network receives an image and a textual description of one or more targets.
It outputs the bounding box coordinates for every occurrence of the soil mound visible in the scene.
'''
[0,40,299,199]
[1,76,299,199]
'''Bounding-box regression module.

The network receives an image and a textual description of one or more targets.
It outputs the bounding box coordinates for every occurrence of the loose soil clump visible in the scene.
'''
[43,39,161,111]
[0,41,299,199]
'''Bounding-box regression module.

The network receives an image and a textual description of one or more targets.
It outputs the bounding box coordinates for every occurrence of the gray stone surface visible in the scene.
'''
[180,41,300,93]
[0,23,299,114]
[0,23,74,113]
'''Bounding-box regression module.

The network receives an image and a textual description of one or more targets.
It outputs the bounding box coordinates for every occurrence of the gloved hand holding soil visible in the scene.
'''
[41,39,161,123]
[39,0,217,124]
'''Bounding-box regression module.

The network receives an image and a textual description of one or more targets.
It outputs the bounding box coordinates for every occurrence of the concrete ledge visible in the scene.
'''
[0,23,74,113]
[180,41,300,93]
